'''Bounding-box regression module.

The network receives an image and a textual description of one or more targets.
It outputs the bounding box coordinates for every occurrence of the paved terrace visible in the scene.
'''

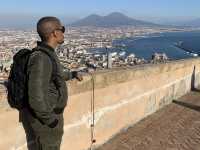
[96,90,200,150]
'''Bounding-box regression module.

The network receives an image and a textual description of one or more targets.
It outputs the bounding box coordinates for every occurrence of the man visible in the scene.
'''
[21,16,82,150]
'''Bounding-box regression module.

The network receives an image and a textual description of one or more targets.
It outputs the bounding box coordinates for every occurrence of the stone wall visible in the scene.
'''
[1,58,200,150]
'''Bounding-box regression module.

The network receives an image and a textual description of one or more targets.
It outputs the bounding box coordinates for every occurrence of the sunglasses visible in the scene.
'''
[54,26,65,33]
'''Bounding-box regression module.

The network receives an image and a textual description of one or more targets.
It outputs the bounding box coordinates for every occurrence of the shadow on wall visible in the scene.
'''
[191,65,195,91]
[172,65,200,112]
[191,65,200,92]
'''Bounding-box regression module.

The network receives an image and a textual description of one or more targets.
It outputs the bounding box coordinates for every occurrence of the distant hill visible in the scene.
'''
[183,18,200,27]
[167,18,200,27]
[69,12,161,27]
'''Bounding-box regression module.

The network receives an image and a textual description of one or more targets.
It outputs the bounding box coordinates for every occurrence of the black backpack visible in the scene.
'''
[7,48,56,110]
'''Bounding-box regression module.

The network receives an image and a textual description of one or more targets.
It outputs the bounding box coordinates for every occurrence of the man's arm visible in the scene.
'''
[63,69,83,81]
[63,69,73,81]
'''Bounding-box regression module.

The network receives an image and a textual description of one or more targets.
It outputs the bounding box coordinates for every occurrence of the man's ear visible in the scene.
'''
[52,31,58,38]
[53,31,57,37]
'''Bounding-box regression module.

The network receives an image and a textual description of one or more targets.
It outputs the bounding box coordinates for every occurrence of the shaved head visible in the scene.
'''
[37,16,61,41]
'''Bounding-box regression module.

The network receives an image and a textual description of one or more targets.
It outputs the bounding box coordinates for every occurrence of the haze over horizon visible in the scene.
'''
[0,0,200,28]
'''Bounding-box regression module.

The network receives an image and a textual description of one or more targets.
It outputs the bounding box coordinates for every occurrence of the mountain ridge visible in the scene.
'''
[69,12,162,27]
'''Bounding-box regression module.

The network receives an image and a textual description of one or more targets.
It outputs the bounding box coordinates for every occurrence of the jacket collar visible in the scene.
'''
[36,41,55,52]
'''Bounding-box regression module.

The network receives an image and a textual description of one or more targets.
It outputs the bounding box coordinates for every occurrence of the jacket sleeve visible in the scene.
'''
[63,69,78,81]
[63,69,73,81]
[27,52,56,125]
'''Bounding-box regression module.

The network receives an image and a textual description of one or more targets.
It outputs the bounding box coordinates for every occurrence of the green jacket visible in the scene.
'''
[27,42,72,126]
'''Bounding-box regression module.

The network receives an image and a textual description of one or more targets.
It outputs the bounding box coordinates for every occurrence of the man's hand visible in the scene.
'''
[48,119,58,128]
[75,72,83,81]
[71,71,83,81]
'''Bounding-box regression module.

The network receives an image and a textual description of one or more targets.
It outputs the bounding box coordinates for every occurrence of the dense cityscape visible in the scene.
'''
[0,26,198,76]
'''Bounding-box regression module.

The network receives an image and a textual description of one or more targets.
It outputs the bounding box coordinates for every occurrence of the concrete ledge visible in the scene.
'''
[69,58,200,95]
[1,58,200,150]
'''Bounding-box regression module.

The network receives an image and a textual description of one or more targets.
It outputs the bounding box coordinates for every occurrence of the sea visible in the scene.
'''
[91,30,200,60]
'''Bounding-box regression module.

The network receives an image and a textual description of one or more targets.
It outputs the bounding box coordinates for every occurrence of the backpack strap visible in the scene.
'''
[31,48,59,88]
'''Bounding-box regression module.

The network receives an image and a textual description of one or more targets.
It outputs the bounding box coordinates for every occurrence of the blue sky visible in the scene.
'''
[0,0,199,18]
[0,0,199,27]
